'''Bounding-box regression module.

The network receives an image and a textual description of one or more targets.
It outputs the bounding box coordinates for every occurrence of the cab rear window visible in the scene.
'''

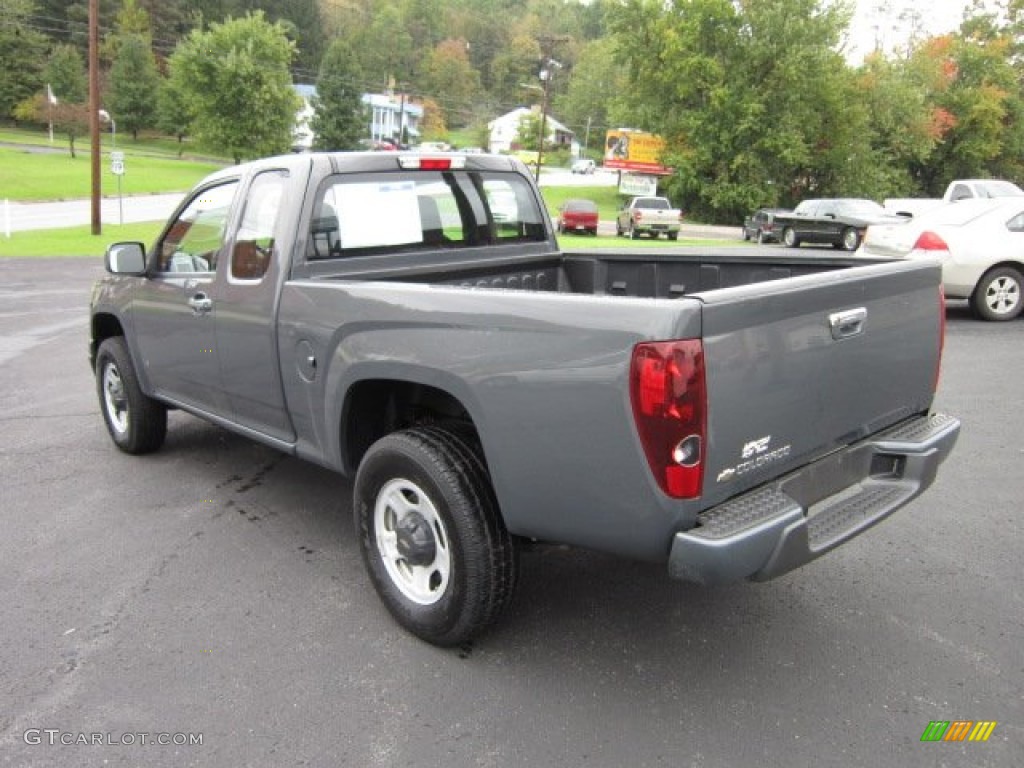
[309,170,546,259]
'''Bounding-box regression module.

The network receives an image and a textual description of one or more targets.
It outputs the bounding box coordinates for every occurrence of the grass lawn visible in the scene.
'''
[0,221,164,258]
[0,146,223,201]
[539,184,627,221]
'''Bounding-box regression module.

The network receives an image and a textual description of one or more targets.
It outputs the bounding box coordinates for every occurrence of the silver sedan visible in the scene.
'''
[857,198,1024,321]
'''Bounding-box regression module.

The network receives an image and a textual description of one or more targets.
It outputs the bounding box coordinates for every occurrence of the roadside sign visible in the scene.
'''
[110,150,125,162]
[111,152,125,176]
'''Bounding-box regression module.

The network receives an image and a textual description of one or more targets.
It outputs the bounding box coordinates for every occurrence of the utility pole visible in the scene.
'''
[535,58,561,183]
[89,0,101,235]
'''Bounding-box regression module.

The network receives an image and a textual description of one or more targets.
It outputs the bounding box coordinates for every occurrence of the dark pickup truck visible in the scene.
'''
[90,152,959,645]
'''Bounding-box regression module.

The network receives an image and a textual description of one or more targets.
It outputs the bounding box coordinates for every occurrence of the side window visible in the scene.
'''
[950,184,971,202]
[232,171,287,280]
[158,181,238,273]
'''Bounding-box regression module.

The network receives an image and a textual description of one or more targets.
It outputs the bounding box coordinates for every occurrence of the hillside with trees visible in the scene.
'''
[5,0,1024,222]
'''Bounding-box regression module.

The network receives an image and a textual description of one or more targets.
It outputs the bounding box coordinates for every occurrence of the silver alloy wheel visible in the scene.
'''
[102,362,129,434]
[374,478,451,605]
[983,273,1021,316]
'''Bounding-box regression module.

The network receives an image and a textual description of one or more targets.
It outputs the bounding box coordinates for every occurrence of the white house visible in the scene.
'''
[487,106,574,154]
[292,85,423,150]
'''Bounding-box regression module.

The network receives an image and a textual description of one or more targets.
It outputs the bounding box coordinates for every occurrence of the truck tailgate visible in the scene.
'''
[693,258,943,508]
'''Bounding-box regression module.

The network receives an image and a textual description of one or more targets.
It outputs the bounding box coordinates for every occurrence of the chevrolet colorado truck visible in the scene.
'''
[615,196,683,240]
[90,152,960,646]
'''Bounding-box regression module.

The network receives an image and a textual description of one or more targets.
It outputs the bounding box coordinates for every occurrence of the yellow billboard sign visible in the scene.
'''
[604,130,671,175]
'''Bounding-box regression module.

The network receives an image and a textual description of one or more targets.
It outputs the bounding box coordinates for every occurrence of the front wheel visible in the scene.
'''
[971,266,1023,321]
[782,227,800,248]
[666,231,678,241]
[95,337,167,454]
[354,426,519,646]
[841,227,861,251]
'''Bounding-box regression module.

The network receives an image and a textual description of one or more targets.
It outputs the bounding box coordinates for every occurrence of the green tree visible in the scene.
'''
[109,33,161,139]
[45,44,88,104]
[311,39,367,150]
[0,0,49,120]
[609,0,870,221]
[420,38,481,128]
[156,77,192,155]
[167,12,301,163]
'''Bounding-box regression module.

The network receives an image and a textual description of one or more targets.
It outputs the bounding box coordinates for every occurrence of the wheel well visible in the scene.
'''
[90,313,124,367]
[342,380,480,473]
[978,260,1024,281]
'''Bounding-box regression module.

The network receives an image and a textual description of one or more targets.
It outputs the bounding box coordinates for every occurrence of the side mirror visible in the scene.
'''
[105,242,147,275]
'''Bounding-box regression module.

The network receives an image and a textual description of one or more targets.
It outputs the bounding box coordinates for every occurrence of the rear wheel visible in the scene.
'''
[95,337,167,454]
[629,224,640,240]
[354,426,518,646]
[667,231,678,241]
[782,227,800,248]
[971,266,1023,321]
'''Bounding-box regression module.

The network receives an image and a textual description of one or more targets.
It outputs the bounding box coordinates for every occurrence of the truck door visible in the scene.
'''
[213,169,296,443]
[131,180,238,413]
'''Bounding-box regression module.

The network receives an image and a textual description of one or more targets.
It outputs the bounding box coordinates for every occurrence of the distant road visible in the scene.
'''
[2,193,185,233]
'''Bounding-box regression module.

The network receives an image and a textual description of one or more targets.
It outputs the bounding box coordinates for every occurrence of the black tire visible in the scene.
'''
[782,227,800,248]
[588,228,598,236]
[971,265,1023,321]
[95,336,167,454]
[841,227,861,251]
[629,224,640,240]
[354,426,519,646]
[667,231,678,241]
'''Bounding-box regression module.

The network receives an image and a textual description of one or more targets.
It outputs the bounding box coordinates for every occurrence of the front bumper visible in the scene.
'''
[668,412,960,586]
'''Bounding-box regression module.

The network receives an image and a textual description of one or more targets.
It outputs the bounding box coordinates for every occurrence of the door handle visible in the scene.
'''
[829,307,867,340]
[187,292,213,315]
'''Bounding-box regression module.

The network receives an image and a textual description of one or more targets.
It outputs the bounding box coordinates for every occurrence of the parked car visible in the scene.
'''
[615,196,683,239]
[858,197,1024,321]
[884,178,1024,218]
[742,208,791,244]
[774,199,904,251]
[556,198,599,235]
[571,158,596,174]
[90,151,958,646]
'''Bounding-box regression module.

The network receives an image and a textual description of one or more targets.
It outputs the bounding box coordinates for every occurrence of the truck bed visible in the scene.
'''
[304,248,870,299]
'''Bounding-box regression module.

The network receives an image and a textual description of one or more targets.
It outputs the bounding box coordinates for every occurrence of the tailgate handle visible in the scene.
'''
[829,307,867,340]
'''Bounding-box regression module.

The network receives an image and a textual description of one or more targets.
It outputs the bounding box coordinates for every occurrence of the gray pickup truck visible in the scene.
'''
[90,152,959,646]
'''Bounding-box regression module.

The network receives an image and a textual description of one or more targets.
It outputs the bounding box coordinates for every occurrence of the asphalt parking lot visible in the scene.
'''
[0,256,1020,767]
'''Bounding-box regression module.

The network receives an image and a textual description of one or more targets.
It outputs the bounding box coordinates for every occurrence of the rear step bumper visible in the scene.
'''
[668,412,960,586]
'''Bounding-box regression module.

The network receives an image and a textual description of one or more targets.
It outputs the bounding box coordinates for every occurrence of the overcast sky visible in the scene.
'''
[845,0,973,60]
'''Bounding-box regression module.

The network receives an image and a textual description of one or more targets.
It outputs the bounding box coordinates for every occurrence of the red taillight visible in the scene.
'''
[630,340,707,499]
[913,231,949,252]
[634,210,643,221]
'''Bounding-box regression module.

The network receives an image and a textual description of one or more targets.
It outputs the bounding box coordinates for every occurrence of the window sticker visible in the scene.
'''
[335,181,423,248]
